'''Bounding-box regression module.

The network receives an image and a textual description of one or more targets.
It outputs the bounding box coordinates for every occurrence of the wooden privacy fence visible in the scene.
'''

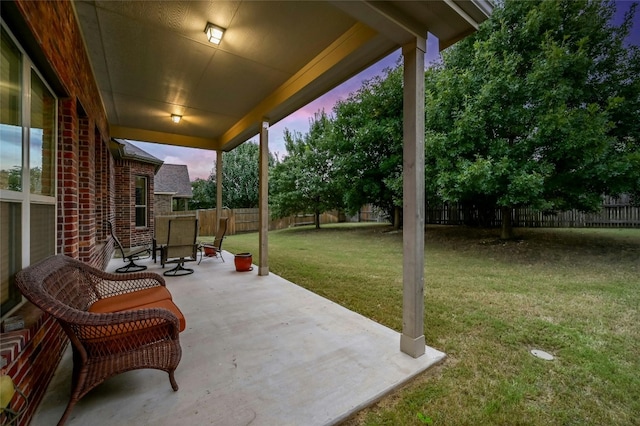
[427,196,640,228]
[356,205,388,222]
[172,198,638,236]
[195,209,234,236]
[186,208,344,236]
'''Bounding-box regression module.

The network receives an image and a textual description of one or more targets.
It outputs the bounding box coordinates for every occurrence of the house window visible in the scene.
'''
[1,24,57,315]
[172,197,185,212]
[1,26,22,193]
[135,176,147,227]
[1,202,21,314]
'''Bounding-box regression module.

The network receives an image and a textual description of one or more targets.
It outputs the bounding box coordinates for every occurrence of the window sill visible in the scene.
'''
[0,302,44,369]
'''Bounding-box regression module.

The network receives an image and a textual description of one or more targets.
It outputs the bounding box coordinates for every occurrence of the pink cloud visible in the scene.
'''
[132,141,216,180]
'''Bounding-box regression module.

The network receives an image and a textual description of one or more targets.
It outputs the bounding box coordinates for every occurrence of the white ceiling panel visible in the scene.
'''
[189,49,291,117]
[74,1,112,93]
[222,1,356,74]
[112,93,235,141]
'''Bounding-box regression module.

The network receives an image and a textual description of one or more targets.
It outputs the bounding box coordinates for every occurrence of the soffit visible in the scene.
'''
[73,0,491,151]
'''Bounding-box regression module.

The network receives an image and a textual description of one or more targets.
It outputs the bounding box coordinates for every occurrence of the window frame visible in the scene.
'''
[134,175,148,228]
[1,21,57,316]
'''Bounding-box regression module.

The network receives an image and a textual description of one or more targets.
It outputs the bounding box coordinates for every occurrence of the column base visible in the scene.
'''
[258,266,269,276]
[400,334,426,358]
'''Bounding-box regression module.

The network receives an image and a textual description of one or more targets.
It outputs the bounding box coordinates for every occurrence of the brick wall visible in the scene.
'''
[78,115,96,262]
[131,162,155,247]
[114,160,156,248]
[2,2,114,425]
[108,140,117,247]
[114,160,131,248]
[95,128,108,245]
[156,194,174,216]
[11,1,108,134]
[1,307,65,425]
[58,98,80,259]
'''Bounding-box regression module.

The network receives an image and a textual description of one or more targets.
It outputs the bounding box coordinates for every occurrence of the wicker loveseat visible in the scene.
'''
[15,254,185,426]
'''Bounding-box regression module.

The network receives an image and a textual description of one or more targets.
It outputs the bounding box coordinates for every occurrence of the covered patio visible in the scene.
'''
[70,0,491,360]
[1,2,492,423]
[32,252,445,425]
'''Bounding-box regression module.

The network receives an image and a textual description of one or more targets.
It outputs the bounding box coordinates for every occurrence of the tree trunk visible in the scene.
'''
[393,206,401,230]
[500,206,514,239]
[315,211,321,229]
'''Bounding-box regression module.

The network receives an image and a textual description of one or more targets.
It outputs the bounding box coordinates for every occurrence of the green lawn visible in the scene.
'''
[219,224,640,425]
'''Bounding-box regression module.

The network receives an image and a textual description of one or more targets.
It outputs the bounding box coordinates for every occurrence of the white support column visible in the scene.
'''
[400,37,426,358]
[216,150,223,225]
[258,119,270,276]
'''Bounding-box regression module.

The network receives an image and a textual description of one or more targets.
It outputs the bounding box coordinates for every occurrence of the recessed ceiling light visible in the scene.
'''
[171,114,182,124]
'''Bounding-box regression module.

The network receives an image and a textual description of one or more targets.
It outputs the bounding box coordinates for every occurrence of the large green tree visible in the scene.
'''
[189,178,214,210]
[332,65,404,226]
[270,112,342,228]
[203,142,276,209]
[425,0,640,238]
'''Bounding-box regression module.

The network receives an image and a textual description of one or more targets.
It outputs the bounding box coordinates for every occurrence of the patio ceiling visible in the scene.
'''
[73,0,491,152]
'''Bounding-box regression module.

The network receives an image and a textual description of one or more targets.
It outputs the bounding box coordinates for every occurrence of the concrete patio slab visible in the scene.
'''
[31,252,445,425]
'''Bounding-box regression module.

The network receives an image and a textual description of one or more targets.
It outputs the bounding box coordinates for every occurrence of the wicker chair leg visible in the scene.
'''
[57,398,78,426]
[61,349,88,425]
[169,370,179,391]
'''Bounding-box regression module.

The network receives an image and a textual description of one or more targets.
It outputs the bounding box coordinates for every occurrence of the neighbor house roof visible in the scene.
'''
[154,164,193,199]
[109,138,164,172]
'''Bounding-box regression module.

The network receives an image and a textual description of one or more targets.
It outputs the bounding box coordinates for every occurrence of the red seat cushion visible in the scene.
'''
[131,299,186,332]
[89,286,172,313]
[89,286,185,332]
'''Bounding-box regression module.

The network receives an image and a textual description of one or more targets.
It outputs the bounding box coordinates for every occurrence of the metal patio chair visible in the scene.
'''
[161,218,199,276]
[108,221,150,273]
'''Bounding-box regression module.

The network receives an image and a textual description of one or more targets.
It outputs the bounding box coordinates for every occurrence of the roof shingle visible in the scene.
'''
[154,164,193,198]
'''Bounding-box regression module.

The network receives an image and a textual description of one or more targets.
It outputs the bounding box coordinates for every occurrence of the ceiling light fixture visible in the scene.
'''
[204,22,225,45]
[171,114,182,124]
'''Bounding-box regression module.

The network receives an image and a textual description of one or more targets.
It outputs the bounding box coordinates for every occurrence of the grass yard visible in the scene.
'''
[219,224,640,425]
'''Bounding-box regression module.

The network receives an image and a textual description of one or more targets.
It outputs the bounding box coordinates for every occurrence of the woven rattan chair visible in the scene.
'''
[15,254,183,426]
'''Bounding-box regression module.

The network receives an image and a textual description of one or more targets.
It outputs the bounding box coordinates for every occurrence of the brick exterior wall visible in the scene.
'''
[58,98,80,259]
[1,308,66,425]
[114,160,156,248]
[78,116,96,262]
[155,194,174,216]
[1,2,116,425]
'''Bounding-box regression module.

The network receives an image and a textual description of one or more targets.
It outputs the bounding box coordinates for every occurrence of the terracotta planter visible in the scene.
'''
[203,246,216,257]
[234,253,253,272]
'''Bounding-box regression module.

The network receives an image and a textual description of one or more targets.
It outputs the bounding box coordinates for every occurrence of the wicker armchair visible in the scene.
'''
[15,255,184,426]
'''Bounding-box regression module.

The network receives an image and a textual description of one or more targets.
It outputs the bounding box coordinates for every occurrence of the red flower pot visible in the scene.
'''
[234,253,253,272]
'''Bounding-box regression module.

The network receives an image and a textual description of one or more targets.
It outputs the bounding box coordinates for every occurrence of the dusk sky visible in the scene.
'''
[132,1,640,181]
